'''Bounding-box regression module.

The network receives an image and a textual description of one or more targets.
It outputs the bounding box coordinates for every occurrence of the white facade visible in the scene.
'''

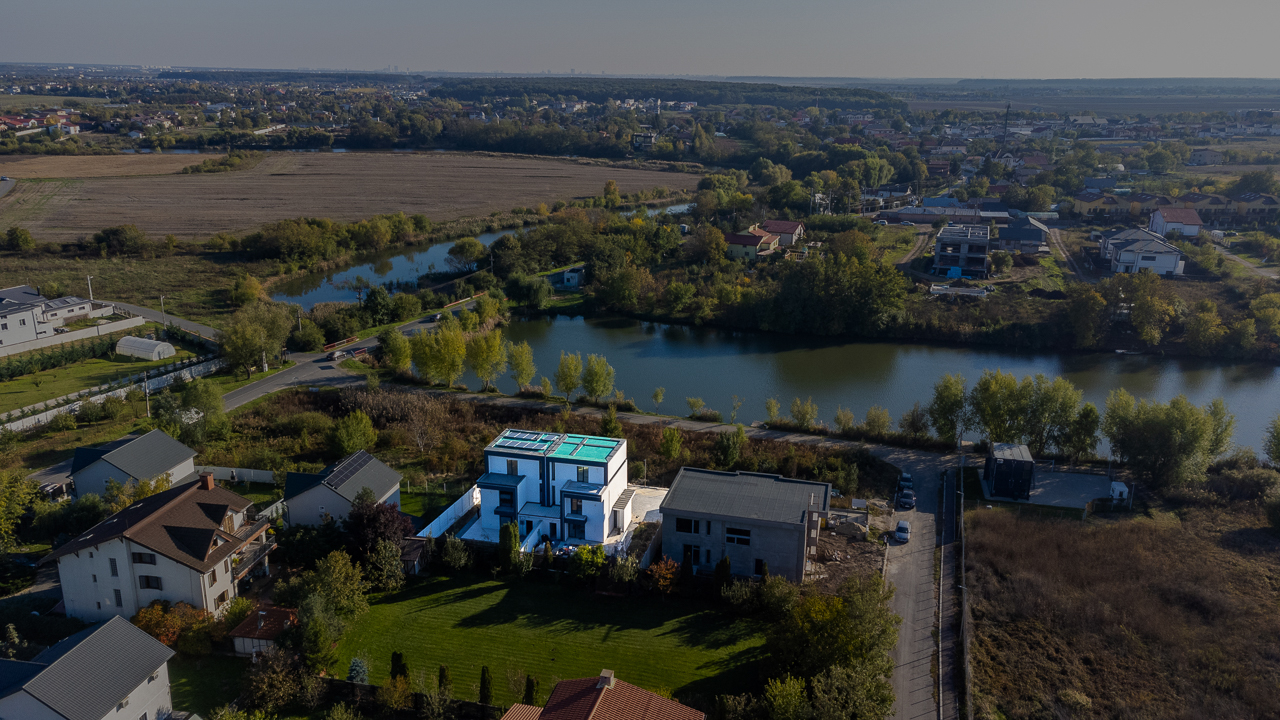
[73,457,196,499]
[56,533,241,623]
[0,654,172,720]
[1150,210,1202,237]
[1110,246,1184,275]
[286,483,400,527]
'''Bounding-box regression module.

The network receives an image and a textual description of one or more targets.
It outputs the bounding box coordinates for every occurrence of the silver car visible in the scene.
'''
[895,520,911,543]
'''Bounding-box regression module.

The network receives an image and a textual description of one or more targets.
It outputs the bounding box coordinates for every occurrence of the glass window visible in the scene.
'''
[216,591,228,609]
[675,517,693,533]
[139,576,162,590]
[498,491,514,508]
[567,523,584,540]
[109,558,118,577]
[754,559,764,576]
[208,569,217,587]
[507,459,519,475]
[113,589,123,607]
[570,498,583,515]
[726,527,751,546]
[577,466,589,482]
[131,553,156,565]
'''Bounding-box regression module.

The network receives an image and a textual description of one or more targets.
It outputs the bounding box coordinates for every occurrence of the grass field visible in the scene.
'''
[0,153,200,179]
[0,152,700,244]
[335,575,765,707]
[0,95,107,109]
[0,344,198,415]
[169,655,248,718]
[397,486,466,521]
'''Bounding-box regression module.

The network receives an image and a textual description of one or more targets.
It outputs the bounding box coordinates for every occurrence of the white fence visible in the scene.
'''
[418,485,480,539]
[2,358,225,433]
[196,466,277,484]
[0,316,144,358]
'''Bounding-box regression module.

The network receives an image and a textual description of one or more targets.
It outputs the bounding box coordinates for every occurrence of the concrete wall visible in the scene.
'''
[419,485,479,539]
[0,316,144,358]
[287,484,350,527]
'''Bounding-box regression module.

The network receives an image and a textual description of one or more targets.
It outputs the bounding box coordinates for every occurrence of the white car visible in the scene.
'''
[900,221,915,226]
[895,521,911,543]
[874,220,889,226]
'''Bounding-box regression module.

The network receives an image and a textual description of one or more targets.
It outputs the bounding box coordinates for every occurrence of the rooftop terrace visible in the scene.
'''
[488,429,624,463]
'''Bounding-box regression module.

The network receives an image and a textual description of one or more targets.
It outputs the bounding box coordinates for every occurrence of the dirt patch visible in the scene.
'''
[0,154,198,179]
[809,511,888,593]
[0,152,700,243]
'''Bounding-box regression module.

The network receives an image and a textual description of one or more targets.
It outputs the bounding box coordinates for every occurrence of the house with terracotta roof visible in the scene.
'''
[42,472,275,622]
[1150,207,1203,237]
[759,219,805,246]
[229,605,296,657]
[501,669,704,720]
[725,226,780,261]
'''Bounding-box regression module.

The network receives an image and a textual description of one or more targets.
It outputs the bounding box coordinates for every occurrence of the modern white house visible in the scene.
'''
[0,285,112,348]
[283,450,402,527]
[70,429,199,499]
[1100,228,1185,275]
[42,472,274,623]
[659,468,829,583]
[0,616,175,720]
[1149,207,1204,237]
[470,429,631,547]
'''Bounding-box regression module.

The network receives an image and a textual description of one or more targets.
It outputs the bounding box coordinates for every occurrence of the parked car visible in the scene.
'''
[895,521,911,543]
[898,489,916,510]
[900,221,915,226]
[874,220,889,226]
[898,472,914,491]
[327,350,348,361]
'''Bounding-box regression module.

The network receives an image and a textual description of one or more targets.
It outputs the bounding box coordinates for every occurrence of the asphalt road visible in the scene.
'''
[880,448,957,720]
[109,300,220,339]
[0,177,15,201]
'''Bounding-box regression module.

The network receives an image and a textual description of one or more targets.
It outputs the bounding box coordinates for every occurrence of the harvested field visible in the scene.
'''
[0,152,699,243]
[0,154,198,178]
[967,507,1280,720]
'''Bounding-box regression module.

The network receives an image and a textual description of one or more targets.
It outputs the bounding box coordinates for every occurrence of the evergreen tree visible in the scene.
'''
[438,664,452,699]
[522,675,539,705]
[478,665,493,705]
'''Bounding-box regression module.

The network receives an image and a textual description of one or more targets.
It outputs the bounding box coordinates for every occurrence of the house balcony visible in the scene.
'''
[234,537,276,581]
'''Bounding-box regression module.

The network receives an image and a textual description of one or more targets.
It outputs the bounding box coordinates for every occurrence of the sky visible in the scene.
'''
[4,0,1280,79]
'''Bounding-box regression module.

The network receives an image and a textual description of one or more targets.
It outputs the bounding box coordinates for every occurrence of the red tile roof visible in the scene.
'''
[228,606,296,641]
[530,674,705,720]
[501,705,544,720]
[760,219,804,234]
[1157,208,1203,225]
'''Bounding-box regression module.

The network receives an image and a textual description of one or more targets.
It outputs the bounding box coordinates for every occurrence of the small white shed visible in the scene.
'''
[116,336,175,361]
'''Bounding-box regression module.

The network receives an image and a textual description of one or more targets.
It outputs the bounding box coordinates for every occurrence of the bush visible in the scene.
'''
[1266,497,1280,533]
[442,534,471,571]
[47,411,76,433]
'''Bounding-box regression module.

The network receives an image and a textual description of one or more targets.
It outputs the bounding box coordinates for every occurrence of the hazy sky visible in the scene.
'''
[5,0,1280,79]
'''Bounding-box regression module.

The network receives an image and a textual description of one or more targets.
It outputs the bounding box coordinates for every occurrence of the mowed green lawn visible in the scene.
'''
[335,575,766,706]
[169,655,248,717]
[0,348,197,414]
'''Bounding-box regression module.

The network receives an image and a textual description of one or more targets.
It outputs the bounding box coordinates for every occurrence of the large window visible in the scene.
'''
[208,569,217,587]
[507,459,519,475]
[567,523,585,540]
[113,589,123,607]
[139,576,162,590]
[675,517,700,534]
[132,552,156,565]
[576,466,590,482]
[109,558,118,577]
[570,498,583,515]
[216,591,228,609]
[498,491,514,508]
[726,527,751,546]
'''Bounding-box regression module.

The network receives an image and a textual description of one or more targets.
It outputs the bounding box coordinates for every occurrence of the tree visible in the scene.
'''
[0,472,38,553]
[649,557,679,594]
[391,292,422,321]
[523,675,539,705]
[928,374,967,446]
[245,648,302,710]
[713,556,732,591]
[276,550,370,620]
[332,411,377,456]
[347,657,370,684]
[600,404,624,438]
[652,387,665,414]
[765,397,781,423]
[219,317,270,380]
[368,539,405,591]
[665,282,697,312]
[967,369,1024,442]
[763,676,809,720]
[411,319,467,387]
[390,651,409,679]
[498,523,520,573]
[834,406,856,434]
[1265,414,1280,466]
[290,319,326,352]
[989,251,1013,275]
[446,237,487,272]
[863,406,891,436]
[377,675,412,712]
[660,427,682,459]
[791,397,818,430]
[602,179,621,208]
[581,354,615,402]
[438,665,453,699]
[478,665,494,705]
[1064,402,1100,463]
[1129,273,1175,346]
[5,226,36,252]
[554,351,582,401]
[229,275,263,306]
[766,574,899,682]
[1227,169,1280,197]
[898,402,929,437]
[508,341,536,390]
[1102,390,1230,487]
[442,534,471,571]
[377,328,411,373]
[810,663,895,720]
[1065,284,1107,349]
[1184,302,1225,355]
[466,329,508,391]
[345,487,413,559]
[685,226,728,265]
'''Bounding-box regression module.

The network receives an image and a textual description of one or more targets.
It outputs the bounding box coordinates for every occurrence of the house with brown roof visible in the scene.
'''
[1150,208,1203,237]
[500,669,704,720]
[42,472,275,622]
[759,219,805,246]
[229,605,296,657]
[725,226,779,261]
[1073,192,1122,216]
[1229,192,1280,219]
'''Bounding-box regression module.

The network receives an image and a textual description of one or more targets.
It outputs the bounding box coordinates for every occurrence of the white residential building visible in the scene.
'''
[471,429,631,547]
[0,616,175,720]
[0,285,112,348]
[283,450,401,527]
[1100,229,1185,275]
[70,430,198,499]
[42,473,274,623]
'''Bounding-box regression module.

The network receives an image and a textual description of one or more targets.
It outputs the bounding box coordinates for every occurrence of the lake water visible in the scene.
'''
[456,315,1280,454]
[270,230,511,308]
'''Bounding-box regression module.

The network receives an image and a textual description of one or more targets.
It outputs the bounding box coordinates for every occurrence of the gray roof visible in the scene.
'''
[285,450,400,503]
[661,468,830,526]
[990,443,1034,462]
[71,429,196,482]
[0,285,44,305]
[1,616,174,720]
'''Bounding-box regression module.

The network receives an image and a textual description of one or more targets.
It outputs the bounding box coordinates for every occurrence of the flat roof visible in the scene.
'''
[488,429,623,464]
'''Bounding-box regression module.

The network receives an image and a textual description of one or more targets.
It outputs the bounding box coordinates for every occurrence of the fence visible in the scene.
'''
[0,316,145,358]
[418,485,480,539]
[1,357,225,433]
[196,466,276,484]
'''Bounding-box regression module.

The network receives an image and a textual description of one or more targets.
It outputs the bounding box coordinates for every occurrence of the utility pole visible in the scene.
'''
[86,276,94,301]
[159,296,167,329]
[297,306,303,333]
[144,370,150,418]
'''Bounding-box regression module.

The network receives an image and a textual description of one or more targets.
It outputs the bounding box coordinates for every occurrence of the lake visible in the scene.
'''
[456,315,1280,454]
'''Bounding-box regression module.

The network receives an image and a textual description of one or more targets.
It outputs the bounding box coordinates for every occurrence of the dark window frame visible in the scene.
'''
[131,552,156,565]
[139,576,162,590]
[726,527,752,546]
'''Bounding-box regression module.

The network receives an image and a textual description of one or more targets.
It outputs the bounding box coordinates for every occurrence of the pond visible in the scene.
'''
[454,315,1280,454]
